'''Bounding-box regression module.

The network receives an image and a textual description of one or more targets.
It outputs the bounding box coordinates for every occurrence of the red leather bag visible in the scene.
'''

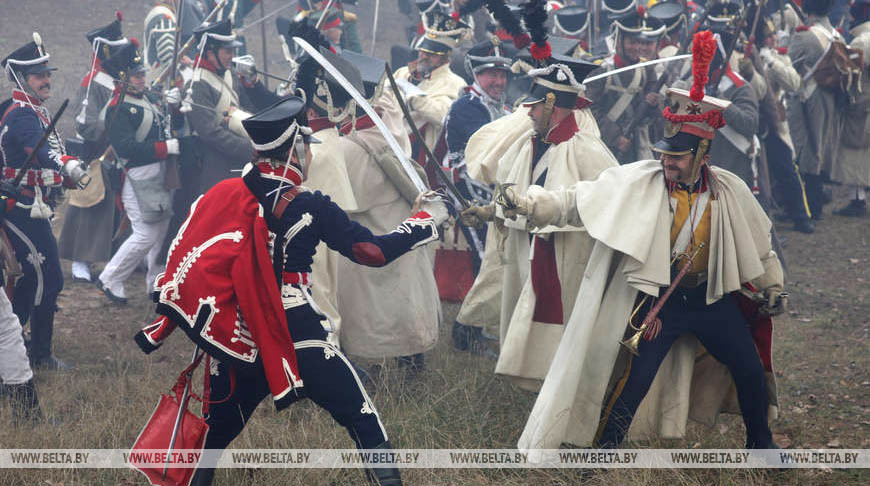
[434,226,475,302]
[130,352,234,486]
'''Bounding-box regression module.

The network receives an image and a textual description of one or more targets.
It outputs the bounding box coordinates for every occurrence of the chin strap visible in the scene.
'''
[535,92,556,139]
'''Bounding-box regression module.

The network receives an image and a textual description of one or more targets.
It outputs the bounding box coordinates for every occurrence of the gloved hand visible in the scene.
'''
[61,156,91,189]
[412,191,450,226]
[759,47,775,66]
[233,55,258,84]
[165,138,180,156]
[761,287,788,317]
[460,203,495,228]
[165,86,182,106]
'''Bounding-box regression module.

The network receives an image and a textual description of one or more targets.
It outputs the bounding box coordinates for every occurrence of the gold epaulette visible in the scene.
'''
[343,11,357,23]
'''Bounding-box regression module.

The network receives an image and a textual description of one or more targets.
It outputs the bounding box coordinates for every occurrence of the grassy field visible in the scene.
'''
[0,190,866,486]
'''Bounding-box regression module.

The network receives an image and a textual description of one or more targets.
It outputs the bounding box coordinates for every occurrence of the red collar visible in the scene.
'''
[308,116,335,134]
[256,161,303,186]
[12,90,42,107]
[194,55,221,74]
[340,114,376,135]
[544,111,579,144]
[613,54,630,69]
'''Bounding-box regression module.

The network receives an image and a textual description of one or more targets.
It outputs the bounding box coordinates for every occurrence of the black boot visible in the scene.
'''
[452,321,471,351]
[833,199,867,217]
[364,441,402,486]
[793,217,816,234]
[189,467,216,486]
[28,305,67,370]
[4,380,43,424]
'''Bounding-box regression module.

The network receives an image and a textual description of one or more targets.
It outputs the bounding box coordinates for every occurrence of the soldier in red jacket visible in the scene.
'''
[137,88,446,485]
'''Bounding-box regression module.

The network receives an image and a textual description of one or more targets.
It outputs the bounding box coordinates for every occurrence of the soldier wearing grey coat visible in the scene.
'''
[786,10,846,218]
[708,68,760,190]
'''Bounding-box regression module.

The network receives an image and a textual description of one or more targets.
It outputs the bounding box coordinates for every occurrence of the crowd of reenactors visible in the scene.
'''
[0,0,866,484]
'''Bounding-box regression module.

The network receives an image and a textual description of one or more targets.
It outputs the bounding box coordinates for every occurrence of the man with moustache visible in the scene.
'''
[0,33,90,370]
[494,32,785,451]
[392,11,468,167]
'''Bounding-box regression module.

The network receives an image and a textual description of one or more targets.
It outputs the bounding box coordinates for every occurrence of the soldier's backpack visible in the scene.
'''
[806,25,864,98]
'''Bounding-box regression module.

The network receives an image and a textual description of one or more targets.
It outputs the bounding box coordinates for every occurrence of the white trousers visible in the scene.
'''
[0,290,33,384]
[99,163,170,293]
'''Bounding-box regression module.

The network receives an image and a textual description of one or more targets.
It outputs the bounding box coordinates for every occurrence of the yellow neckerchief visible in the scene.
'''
[669,176,712,275]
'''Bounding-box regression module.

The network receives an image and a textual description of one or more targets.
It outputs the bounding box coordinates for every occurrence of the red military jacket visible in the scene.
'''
[136,177,304,410]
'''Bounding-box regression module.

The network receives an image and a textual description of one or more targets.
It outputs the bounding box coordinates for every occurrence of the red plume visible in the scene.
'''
[530,41,551,61]
[637,5,646,16]
[451,10,461,21]
[689,30,716,102]
[116,10,122,21]
[129,36,140,48]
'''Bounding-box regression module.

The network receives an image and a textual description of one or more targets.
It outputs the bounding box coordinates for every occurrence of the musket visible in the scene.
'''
[164,0,185,191]
[708,6,751,96]
[612,12,711,159]
[293,36,429,194]
[236,1,297,32]
[385,62,471,209]
[152,0,229,87]
[12,99,70,186]
[259,0,269,90]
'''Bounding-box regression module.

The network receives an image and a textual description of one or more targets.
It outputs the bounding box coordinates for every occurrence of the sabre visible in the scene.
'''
[314,0,336,29]
[371,0,380,56]
[385,62,471,209]
[292,36,428,193]
[12,99,71,186]
[163,345,201,479]
[582,54,692,84]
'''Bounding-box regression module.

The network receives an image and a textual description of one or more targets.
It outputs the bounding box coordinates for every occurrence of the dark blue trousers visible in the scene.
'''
[597,285,772,448]
[4,204,63,361]
[200,302,387,459]
[766,136,811,222]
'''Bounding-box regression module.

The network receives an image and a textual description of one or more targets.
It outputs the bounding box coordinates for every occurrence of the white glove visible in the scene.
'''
[165,86,181,106]
[413,191,449,226]
[179,90,193,113]
[759,47,775,66]
[165,138,180,155]
[62,158,91,189]
[421,199,449,226]
[232,55,258,84]
[776,30,789,49]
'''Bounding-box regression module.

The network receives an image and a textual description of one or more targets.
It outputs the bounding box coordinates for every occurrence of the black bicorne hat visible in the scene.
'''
[102,40,146,80]
[341,50,386,100]
[242,96,314,152]
[2,33,56,81]
[553,6,590,36]
[523,54,598,108]
[647,2,687,35]
[194,18,243,52]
